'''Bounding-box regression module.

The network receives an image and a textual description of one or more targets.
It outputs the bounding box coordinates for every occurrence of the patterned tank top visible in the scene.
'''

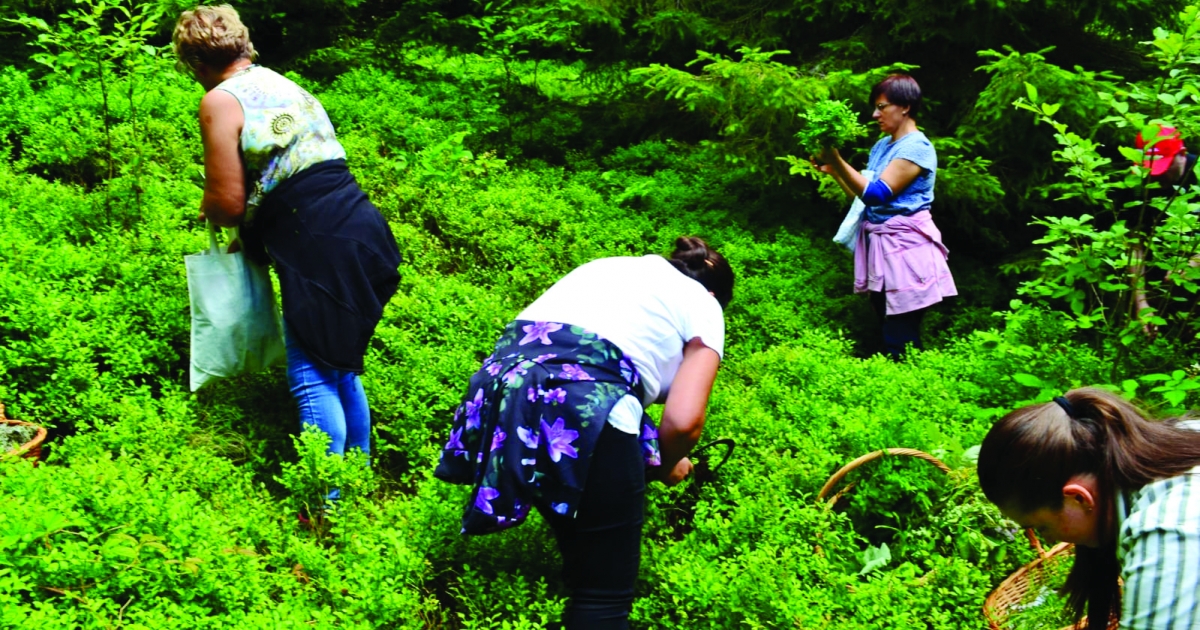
[215,65,346,222]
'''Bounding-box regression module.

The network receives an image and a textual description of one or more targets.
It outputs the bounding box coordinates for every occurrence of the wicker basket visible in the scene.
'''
[817,447,951,506]
[1,402,47,461]
[983,532,1119,630]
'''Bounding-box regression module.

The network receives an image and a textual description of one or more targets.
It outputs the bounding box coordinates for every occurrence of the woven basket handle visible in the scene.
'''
[817,447,951,505]
[1024,526,1048,558]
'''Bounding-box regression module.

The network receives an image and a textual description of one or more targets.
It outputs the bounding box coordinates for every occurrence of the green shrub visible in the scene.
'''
[1,5,1195,625]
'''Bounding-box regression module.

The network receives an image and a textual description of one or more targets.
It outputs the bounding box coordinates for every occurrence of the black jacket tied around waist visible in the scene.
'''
[241,159,401,373]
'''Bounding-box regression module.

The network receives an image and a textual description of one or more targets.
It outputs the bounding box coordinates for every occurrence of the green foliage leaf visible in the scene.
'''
[794,99,870,155]
[0,1,1197,628]
[1011,373,1047,388]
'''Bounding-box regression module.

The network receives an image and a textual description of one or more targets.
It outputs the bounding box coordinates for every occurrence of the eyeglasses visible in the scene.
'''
[874,102,895,112]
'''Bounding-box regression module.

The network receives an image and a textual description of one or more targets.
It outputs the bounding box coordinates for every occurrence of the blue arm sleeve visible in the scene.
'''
[861,179,895,205]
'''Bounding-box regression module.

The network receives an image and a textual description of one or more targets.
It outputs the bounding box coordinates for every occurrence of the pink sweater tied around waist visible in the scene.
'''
[853,210,957,315]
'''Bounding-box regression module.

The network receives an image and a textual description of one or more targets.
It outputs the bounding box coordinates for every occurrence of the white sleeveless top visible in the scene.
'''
[215,66,346,221]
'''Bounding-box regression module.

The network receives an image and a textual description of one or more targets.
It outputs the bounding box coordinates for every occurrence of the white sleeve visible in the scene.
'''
[681,293,725,358]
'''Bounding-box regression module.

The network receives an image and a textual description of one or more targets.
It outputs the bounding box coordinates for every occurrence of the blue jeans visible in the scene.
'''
[285,330,371,457]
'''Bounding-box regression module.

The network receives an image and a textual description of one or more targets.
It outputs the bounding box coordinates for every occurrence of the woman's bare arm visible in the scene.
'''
[198,89,246,227]
[824,148,923,200]
[823,147,869,197]
[877,158,922,196]
[654,337,720,485]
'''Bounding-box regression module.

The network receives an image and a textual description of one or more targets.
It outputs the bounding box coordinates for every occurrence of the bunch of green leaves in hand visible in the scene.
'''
[795,99,870,156]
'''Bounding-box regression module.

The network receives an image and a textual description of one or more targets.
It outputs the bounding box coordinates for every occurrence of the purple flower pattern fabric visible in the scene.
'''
[559,364,594,381]
[518,321,563,346]
[474,487,500,515]
[540,417,580,462]
[464,388,484,430]
[434,320,661,535]
[517,426,539,449]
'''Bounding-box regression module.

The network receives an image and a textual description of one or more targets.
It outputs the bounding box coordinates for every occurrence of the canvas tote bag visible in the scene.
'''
[186,222,286,391]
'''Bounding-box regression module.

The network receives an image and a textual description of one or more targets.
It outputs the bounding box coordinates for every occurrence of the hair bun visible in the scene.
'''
[671,236,711,271]
[667,236,734,308]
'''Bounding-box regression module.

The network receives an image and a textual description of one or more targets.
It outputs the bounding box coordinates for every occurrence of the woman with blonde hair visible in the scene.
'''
[174,5,401,463]
[977,388,1200,629]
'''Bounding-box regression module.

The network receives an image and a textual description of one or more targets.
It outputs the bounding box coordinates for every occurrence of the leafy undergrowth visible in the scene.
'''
[0,32,1195,630]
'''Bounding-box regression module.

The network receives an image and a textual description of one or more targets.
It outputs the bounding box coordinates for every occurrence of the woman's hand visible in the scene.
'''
[810,146,839,175]
[813,146,867,200]
[654,457,693,486]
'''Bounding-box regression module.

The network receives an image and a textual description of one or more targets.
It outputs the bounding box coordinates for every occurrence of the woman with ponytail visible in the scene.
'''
[435,237,734,628]
[977,387,1200,629]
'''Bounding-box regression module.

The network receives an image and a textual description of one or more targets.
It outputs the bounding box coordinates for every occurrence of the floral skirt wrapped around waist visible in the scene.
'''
[434,320,662,535]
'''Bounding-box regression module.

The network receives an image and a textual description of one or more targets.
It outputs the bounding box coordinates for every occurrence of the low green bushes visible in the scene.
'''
[0,42,1195,629]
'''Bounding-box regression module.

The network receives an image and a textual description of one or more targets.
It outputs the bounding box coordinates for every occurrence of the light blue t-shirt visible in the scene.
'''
[863,131,937,224]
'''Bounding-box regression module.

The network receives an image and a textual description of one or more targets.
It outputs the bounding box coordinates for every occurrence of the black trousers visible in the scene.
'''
[539,423,645,629]
[869,291,926,360]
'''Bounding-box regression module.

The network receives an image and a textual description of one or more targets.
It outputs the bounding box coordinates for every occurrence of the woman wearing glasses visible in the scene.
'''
[815,74,956,359]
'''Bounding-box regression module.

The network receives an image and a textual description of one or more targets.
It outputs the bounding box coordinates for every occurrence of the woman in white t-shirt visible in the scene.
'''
[435,236,734,628]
